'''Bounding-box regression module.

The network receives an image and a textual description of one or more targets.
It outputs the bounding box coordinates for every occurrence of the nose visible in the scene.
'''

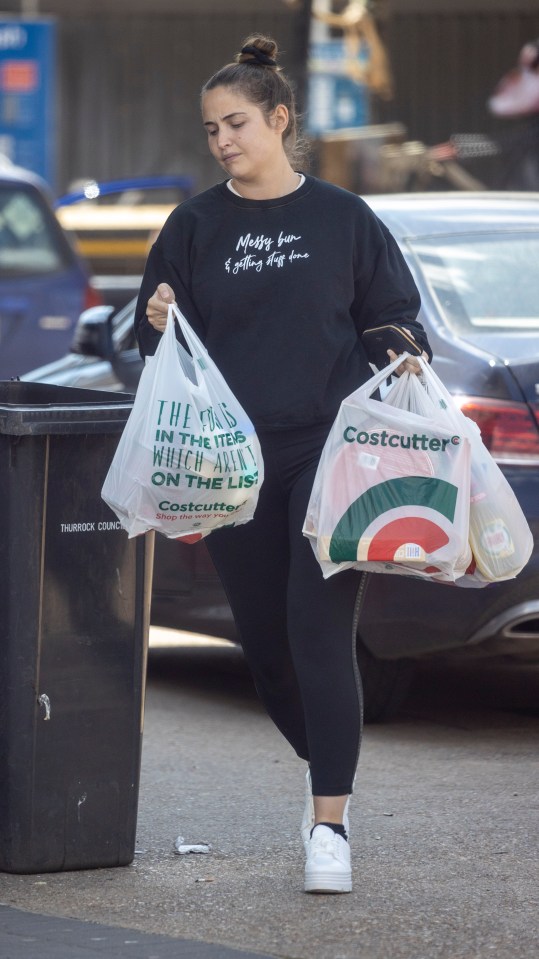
[216,127,232,151]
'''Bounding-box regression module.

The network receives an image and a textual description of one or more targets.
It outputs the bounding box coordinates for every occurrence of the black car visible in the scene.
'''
[23,193,539,720]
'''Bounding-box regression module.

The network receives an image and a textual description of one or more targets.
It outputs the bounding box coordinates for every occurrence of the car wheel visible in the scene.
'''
[356,633,415,723]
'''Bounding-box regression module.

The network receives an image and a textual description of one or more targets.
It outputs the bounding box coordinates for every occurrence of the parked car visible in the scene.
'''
[0,162,102,379]
[23,193,539,720]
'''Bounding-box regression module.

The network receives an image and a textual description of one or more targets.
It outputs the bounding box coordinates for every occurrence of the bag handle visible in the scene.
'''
[350,353,459,432]
[415,355,484,443]
[357,352,414,400]
[158,301,209,389]
[350,353,415,420]
[166,301,208,362]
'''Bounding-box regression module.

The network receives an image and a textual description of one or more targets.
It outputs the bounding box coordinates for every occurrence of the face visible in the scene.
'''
[488,42,539,118]
[202,86,288,181]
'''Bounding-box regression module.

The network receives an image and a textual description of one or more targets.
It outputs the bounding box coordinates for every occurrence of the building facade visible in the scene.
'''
[0,1,537,193]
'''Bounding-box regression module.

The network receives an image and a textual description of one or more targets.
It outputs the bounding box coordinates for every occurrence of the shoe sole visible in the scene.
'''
[304,873,352,894]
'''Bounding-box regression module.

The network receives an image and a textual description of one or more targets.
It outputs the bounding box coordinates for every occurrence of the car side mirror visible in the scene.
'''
[70,305,115,359]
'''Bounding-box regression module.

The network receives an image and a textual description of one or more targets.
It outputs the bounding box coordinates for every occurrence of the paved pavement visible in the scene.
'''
[0,904,274,959]
[1,641,538,959]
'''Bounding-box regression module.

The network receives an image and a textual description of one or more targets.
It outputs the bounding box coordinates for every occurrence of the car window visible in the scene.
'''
[0,184,69,276]
[408,231,539,340]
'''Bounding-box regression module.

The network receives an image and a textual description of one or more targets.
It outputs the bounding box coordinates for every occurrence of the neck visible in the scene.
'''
[231,161,300,200]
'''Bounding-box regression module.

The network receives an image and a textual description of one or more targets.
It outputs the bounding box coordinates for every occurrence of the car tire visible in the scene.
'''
[356,634,415,723]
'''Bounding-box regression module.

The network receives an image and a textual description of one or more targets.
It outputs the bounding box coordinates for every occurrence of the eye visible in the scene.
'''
[231,122,244,130]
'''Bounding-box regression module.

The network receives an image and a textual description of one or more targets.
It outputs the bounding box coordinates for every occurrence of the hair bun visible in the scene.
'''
[237,35,278,68]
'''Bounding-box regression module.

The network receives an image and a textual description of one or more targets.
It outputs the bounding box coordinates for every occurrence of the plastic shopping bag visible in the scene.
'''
[414,358,533,584]
[102,303,264,540]
[303,354,472,581]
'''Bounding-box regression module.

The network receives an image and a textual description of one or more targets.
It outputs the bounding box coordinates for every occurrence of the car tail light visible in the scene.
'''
[455,396,539,466]
[83,282,104,310]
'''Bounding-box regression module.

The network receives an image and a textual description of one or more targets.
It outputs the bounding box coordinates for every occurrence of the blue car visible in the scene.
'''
[0,163,101,379]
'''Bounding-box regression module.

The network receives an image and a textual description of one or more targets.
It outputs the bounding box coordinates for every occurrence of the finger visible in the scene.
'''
[402,328,419,343]
[147,283,176,331]
[403,353,429,375]
[147,312,167,332]
[389,342,429,375]
[387,348,425,376]
[387,348,407,376]
[157,282,175,303]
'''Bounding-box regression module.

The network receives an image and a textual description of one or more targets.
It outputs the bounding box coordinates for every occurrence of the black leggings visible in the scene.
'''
[206,422,363,796]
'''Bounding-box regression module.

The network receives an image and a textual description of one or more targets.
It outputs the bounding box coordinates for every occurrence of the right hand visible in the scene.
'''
[387,327,429,376]
[146,282,176,332]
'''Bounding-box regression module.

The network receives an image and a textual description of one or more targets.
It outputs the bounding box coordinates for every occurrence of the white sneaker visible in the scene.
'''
[304,824,352,894]
[301,769,351,849]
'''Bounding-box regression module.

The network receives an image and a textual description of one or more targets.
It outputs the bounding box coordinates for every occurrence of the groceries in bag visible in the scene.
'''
[304,354,472,581]
[102,302,264,540]
[413,358,533,584]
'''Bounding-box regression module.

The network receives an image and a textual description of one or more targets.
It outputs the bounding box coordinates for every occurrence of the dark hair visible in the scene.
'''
[201,34,306,165]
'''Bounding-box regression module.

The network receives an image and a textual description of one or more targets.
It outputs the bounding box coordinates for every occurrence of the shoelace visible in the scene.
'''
[310,832,343,856]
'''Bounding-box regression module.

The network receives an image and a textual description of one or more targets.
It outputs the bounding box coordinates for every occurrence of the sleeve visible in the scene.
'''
[351,214,433,362]
[134,228,207,360]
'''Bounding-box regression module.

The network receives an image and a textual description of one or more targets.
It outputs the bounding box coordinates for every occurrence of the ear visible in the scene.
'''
[271,104,289,133]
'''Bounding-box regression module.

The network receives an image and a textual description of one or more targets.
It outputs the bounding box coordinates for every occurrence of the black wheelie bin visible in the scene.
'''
[0,381,154,873]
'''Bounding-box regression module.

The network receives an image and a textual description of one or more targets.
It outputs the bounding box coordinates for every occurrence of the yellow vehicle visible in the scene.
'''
[56,176,195,276]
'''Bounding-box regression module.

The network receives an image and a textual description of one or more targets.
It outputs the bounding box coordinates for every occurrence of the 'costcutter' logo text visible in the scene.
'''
[343,427,461,452]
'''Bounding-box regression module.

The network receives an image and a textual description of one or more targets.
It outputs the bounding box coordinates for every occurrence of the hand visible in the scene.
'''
[146,282,176,332]
[428,141,457,162]
[387,328,429,376]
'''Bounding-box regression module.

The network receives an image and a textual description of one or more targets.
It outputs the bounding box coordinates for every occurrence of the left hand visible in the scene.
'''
[387,328,429,376]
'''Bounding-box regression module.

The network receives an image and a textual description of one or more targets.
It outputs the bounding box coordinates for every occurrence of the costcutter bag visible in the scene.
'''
[303,354,472,581]
[102,302,264,541]
[412,357,533,584]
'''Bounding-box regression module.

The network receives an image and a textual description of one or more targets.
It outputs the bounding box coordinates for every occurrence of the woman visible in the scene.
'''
[430,38,539,191]
[134,34,431,894]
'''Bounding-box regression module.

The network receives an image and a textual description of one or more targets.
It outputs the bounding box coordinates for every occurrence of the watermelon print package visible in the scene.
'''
[303,354,472,581]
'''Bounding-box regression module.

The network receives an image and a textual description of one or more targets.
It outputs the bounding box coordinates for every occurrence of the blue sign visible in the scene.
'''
[0,19,56,186]
[307,39,368,135]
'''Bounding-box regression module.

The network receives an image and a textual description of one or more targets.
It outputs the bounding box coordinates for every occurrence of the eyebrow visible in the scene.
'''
[203,112,248,127]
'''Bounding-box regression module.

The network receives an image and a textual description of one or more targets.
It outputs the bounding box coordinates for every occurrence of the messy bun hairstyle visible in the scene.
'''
[201,34,305,165]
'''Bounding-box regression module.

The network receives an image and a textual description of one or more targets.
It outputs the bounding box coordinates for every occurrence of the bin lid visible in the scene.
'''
[0,381,134,435]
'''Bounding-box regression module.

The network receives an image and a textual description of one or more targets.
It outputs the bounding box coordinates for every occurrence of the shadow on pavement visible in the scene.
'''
[147,642,258,706]
[400,653,539,725]
[147,637,539,726]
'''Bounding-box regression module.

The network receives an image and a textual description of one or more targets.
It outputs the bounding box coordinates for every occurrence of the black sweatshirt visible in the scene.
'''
[134,175,430,431]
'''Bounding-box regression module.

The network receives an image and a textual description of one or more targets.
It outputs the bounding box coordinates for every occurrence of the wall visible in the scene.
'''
[0,1,308,193]
[2,1,538,192]
[375,4,539,151]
